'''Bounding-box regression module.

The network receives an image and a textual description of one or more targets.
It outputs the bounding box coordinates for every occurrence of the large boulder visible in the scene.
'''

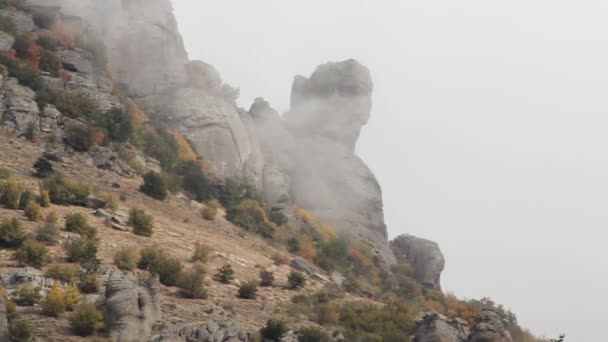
[468,310,514,342]
[0,32,14,50]
[413,312,469,342]
[103,271,161,342]
[0,78,40,135]
[0,9,35,33]
[390,235,445,290]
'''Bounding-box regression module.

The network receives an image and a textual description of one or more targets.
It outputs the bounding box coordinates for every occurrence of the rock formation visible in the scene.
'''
[151,319,251,342]
[413,312,469,342]
[103,271,161,342]
[0,77,40,136]
[0,294,8,342]
[391,235,445,290]
[469,310,514,342]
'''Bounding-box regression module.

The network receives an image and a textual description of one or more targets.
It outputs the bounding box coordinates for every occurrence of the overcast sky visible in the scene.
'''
[172,1,608,340]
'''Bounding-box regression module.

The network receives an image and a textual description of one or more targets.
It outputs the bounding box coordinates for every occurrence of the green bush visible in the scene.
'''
[191,242,211,263]
[12,286,42,306]
[9,320,32,342]
[70,303,103,336]
[63,238,100,273]
[129,208,154,237]
[37,35,59,51]
[37,188,51,207]
[35,212,59,244]
[0,52,43,91]
[65,125,96,152]
[142,129,180,170]
[65,212,96,239]
[12,34,35,60]
[18,190,34,210]
[39,49,61,77]
[298,327,331,342]
[15,239,49,268]
[201,206,217,221]
[0,217,25,247]
[24,202,43,222]
[219,177,257,210]
[1,178,22,209]
[259,270,275,287]
[139,171,169,200]
[338,302,415,341]
[104,108,133,142]
[288,271,306,289]
[175,160,217,202]
[113,247,140,271]
[260,319,287,342]
[45,263,80,283]
[35,89,99,119]
[138,246,163,270]
[0,15,17,36]
[78,273,99,294]
[137,247,183,286]
[0,167,10,179]
[214,264,235,284]
[226,199,275,239]
[238,280,258,299]
[34,157,54,178]
[45,174,91,206]
[177,264,207,299]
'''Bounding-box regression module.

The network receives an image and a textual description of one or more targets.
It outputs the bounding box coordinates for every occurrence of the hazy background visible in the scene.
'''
[172,1,608,340]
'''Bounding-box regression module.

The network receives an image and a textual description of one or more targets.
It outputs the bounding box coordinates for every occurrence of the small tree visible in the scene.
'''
[18,190,35,210]
[129,208,154,237]
[65,213,96,239]
[191,242,211,263]
[0,217,25,247]
[70,303,103,336]
[260,319,287,342]
[238,280,258,299]
[12,286,42,306]
[288,271,306,289]
[45,263,80,283]
[9,321,32,342]
[14,239,48,268]
[63,238,100,273]
[260,270,275,287]
[1,179,22,209]
[139,172,168,200]
[78,274,99,294]
[177,264,207,299]
[113,247,140,271]
[41,285,67,317]
[214,264,235,284]
[33,157,54,178]
[35,212,59,244]
[24,202,43,221]
[65,125,95,152]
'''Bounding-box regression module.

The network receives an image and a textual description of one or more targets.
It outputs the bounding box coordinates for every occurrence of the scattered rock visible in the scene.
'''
[0,32,14,51]
[469,310,514,342]
[413,312,469,342]
[330,272,345,286]
[290,258,320,276]
[0,267,56,290]
[152,318,250,342]
[390,235,445,290]
[86,196,107,209]
[103,271,161,342]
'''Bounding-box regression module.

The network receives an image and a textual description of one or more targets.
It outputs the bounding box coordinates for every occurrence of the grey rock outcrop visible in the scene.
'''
[0,267,57,290]
[413,312,469,342]
[151,319,251,342]
[468,310,513,342]
[391,235,445,290]
[103,271,161,342]
[0,9,35,33]
[0,295,9,342]
[0,32,14,51]
[0,78,40,135]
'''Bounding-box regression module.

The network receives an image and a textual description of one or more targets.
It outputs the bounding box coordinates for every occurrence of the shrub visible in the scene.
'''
[113,247,140,271]
[129,208,154,237]
[62,284,81,311]
[272,253,289,265]
[138,246,163,270]
[142,128,180,170]
[45,263,80,283]
[139,171,168,200]
[63,238,100,273]
[78,273,100,294]
[34,157,54,178]
[24,202,43,221]
[12,286,42,306]
[39,49,61,77]
[9,321,32,342]
[288,271,306,289]
[37,187,51,207]
[70,303,103,336]
[298,327,331,342]
[177,264,207,299]
[17,190,34,210]
[1,178,22,209]
[99,192,119,211]
[214,264,235,284]
[41,285,66,317]
[191,242,211,263]
[65,125,96,152]
[260,270,275,287]
[0,287,17,320]
[37,35,59,51]
[65,213,96,239]
[104,108,133,142]
[219,177,256,210]
[35,212,59,244]
[0,15,17,36]
[13,34,37,61]
[175,160,217,201]
[151,253,183,286]
[0,52,43,91]
[287,237,302,254]
[201,206,217,221]
[226,199,275,239]
[0,217,25,247]
[36,89,99,119]
[32,10,57,29]
[45,175,91,206]
[338,302,415,341]
[0,167,10,179]
[260,319,287,342]
[15,239,49,268]
[238,280,258,299]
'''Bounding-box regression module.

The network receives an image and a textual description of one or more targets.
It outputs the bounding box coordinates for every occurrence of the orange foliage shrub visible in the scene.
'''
[171,131,197,161]
[300,242,316,262]
[294,207,336,243]
[445,293,476,326]
[425,299,446,314]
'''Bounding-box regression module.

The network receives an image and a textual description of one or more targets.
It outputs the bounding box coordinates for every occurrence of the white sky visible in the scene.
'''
[172,1,608,340]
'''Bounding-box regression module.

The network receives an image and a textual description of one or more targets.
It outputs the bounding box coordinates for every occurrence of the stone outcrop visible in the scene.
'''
[103,271,161,342]
[0,295,8,342]
[391,235,445,290]
[151,319,251,342]
[0,32,13,51]
[469,310,514,342]
[413,312,469,342]
[0,77,40,136]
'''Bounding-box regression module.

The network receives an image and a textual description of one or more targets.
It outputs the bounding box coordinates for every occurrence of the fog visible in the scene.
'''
[172,1,608,340]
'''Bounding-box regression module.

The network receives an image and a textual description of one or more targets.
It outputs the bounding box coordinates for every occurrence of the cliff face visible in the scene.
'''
[23,0,396,264]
